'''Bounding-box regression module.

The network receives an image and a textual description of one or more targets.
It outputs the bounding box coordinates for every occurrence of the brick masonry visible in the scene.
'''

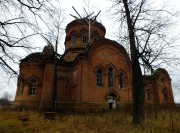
[13,19,174,111]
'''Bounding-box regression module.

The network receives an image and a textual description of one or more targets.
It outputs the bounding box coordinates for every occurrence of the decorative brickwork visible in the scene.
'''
[13,19,174,111]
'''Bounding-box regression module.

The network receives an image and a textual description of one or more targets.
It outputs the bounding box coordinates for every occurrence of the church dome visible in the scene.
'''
[65,19,106,35]
[63,19,106,61]
[64,19,106,51]
[42,45,54,55]
[21,52,43,62]
[21,45,54,64]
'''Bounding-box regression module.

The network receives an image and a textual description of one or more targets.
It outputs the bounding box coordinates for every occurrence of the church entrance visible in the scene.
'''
[107,93,117,109]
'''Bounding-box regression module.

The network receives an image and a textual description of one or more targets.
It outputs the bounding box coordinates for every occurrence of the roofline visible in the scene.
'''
[65,19,106,34]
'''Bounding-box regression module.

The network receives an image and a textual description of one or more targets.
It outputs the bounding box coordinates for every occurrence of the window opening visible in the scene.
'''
[19,81,24,95]
[108,68,114,88]
[162,88,168,100]
[94,36,98,42]
[96,69,103,86]
[146,88,151,101]
[119,73,124,88]
[82,35,88,43]
[29,79,37,96]
[71,36,75,45]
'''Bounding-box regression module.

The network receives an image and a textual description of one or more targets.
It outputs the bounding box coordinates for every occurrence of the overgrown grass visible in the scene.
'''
[0,107,179,133]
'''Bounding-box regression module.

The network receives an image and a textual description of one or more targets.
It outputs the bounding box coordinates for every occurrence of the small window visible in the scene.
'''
[162,88,168,100]
[146,88,151,101]
[29,79,37,96]
[82,35,88,43]
[119,73,124,88]
[94,36,98,42]
[71,36,75,45]
[108,68,114,88]
[96,69,103,86]
[19,81,24,95]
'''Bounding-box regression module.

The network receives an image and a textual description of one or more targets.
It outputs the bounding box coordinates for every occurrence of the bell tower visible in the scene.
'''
[63,7,106,61]
[63,19,106,61]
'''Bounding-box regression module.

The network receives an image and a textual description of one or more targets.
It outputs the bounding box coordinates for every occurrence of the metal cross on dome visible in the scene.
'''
[70,6,101,45]
[70,6,101,20]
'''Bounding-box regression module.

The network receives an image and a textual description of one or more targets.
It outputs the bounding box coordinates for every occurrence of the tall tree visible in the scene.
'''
[122,0,144,124]
[40,7,64,112]
[110,0,179,124]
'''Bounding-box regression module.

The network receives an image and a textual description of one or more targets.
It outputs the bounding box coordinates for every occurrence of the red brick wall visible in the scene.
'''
[14,63,44,108]
[143,69,174,105]
[14,19,174,111]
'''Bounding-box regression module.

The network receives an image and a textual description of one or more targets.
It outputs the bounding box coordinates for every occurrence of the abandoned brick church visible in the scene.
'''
[14,19,174,111]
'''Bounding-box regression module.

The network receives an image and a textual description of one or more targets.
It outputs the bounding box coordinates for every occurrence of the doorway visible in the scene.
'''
[107,93,117,109]
[109,102,113,109]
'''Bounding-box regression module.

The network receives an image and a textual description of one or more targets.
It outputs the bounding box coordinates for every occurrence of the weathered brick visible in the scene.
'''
[13,19,174,111]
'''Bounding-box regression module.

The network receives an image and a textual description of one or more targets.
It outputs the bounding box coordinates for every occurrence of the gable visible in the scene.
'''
[88,39,131,70]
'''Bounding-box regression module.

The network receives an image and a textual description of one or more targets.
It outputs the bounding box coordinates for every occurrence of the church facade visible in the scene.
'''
[14,19,174,111]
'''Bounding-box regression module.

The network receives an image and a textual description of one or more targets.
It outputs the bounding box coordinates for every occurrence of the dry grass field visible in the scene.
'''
[0,107,179,133]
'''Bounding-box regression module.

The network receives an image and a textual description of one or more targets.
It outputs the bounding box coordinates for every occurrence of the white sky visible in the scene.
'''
[1,0,180,103]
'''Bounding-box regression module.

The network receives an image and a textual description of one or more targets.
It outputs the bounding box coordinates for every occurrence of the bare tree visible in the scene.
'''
[110,0,179,124]
[40,6,65,112]
[70,0,101,47]
[0,0,62,76]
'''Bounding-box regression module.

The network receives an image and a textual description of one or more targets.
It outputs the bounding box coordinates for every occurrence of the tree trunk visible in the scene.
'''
[122,0,145,124]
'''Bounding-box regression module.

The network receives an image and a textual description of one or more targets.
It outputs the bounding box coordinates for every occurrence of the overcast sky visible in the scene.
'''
[1,0,180,103]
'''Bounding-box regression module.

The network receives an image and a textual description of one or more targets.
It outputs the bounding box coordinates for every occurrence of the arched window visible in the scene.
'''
[108,68,114,87]
[146,88,151,101]
[19,81,24,95]
[29,79,37,96]
[119,73,124,88]
[94,36,98,42]
[82,35,88,43]
[162,88,168,100]
[71,36,75,45]
[96,69,103,86]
